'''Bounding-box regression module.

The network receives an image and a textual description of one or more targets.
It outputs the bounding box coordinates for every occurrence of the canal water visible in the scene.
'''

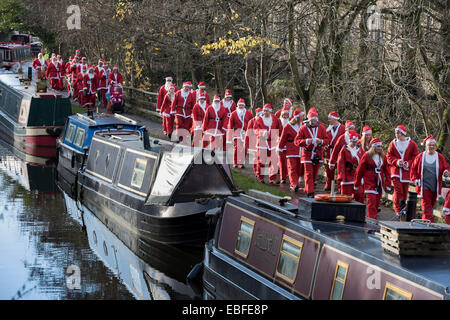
[0,139,203,300]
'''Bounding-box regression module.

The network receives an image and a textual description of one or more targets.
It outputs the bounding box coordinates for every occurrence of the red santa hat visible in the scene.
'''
[81,57,87,61]
[395,125,407,136]
[113,65,119,70]
[198,82,206,89]
[293,110,304,119]
[169,84,176,90]
[98,59,103,63]
[370,137,383,147]
[69,56,74,60]
[348,130,359,142]
[198,92,206,100]
[307,108,318,120]
[284,98,293,107]
[165,76,173,82]
[76,49,81,53]
[328,111,340,120]
[255,108,263,116]
[213,94,221,102]
[422,136,436,146]
[237,98,245,106]
[263,104,273,112]
[345,120,355,130]
[183,81,192,87]
[225,89,232,98]
[362,125,372,135]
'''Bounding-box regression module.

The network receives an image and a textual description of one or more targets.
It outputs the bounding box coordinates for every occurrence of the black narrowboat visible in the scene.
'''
[76,132,236,245]
[201,192,450,300]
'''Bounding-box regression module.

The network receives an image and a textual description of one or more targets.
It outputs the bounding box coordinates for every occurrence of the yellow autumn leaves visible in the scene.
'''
[115,0,135,22]
[201,35,280,58]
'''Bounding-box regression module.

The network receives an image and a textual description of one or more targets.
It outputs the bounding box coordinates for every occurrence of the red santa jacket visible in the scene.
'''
[275,106,293,119]
[329,132,352,167]
[227,109,253,143]
[191,102,208,134]
[46,61,59,80]
[354,152,391,194]
[278,122,301,157]
[411,152,450,198]
[386,138,419,183]
[160,93,174,118]
[108,72,123,86]
[202,105,228,136]
[170,90,196,118]
[82,74,98,95]
[221,100,237,131]
[194,90,211,105]
[245,117,258,152]
[254,114,283,151]
[95,66,108,90]
[294,122,329,163]
[57,60,65,78]
[32,58,47,71]
[157,84,178,111]
[325,123,346,161]
[337,145,364,186]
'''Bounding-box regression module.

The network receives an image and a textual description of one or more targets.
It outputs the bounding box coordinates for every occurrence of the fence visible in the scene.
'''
[122,85,161,119]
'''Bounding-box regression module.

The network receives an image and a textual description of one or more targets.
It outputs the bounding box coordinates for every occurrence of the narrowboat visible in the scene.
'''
[76,131,236,245]
[61,189,204,300]
[56,112,145,195]
[0,72,72,158]
[201,191,450,300]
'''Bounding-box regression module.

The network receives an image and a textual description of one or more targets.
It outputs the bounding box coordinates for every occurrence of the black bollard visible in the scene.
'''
[405,191,418,221]
[28,66,32,81]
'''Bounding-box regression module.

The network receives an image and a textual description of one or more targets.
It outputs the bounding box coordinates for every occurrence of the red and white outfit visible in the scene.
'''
[386,126,419,214]
[108,68,123,87]
[336,131,364,203]
[221,90,237,144]
[160,86,176,137]
[157,77,177,112]
[294,108,329,195]
[191,94,208,147]
[202,95,228,150]
[329,121,358,168]
[277,110,292,182]
[56,56,65,90]
[245,109,261,178]
[325,112,346,190]
[227,99,253,165]
[442,192,450,225]
[46,59,60,90]
[278,110,304,189]
[81,70,98,112]
[274,98,294,118]
[171,83,196,141]
[254,104,282,183]
[411,136,450,221]
[75,63,88,101]
[32,56,47,80]
[95,61,108,106]
[354,138,392,219]
[195,82,211,105]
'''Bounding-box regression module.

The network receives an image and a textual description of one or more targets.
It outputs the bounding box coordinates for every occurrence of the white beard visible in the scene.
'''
[213,102,221,112]
[165,82,172,91]
[262,115,273,127]
[237,108,246,118]
[281,117,290,127]
[223,100,233,109]
[181,90,190,99]
[88,73,94,79]
[199,101,206,112]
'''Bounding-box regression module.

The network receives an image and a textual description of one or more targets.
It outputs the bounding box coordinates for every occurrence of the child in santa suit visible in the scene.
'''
[278,110,305,192]
[411,136,450,221]
[202,95,228,150]
[354,138,392,219]
[294,108,329,197]
[336,130,364,203]
[386,125,419,215]
[227,98,253,168]
[324,111,345,191]
[245,108,262,178]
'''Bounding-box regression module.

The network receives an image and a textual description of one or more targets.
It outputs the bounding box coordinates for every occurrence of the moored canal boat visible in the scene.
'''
[0,72,72,158]
[201,192,450,300]
[56,112,145,196]
[77,131,236,245]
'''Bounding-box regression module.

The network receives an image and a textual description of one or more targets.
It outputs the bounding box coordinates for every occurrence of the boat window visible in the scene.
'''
[330,260,349,300]
[131,158,147,189]
[74,128,85,147]
[383,282,412,300]
[4,49,11,61]
[66,124,76,143]
[235,217,255,258]
[276,235,303,283]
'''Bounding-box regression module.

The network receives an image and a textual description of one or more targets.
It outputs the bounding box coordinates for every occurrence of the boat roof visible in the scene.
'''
[68,113,142,128]
[230,195,450,291]
[0,42,30,48]
[0,72,69,99]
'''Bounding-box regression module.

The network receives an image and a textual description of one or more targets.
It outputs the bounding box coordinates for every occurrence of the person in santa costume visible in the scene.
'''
[294,108,329,197]
[32,52,47,80]
[245,108,262,178]
[56,55,65,91]
[221,89,237,150]
[386,125,419,215]
[171,82,196,143]
[75,49,82,59]
[194,82,210,105]
[278,109,305,192]
[157,77,177,113]
[354,138,392,219]
[411,136,450,222]
[324,111,346,191]
[95,59,108,107]
[70,55,81,99]
[337,130,365,203]
[46,56,60,91]
[191,92,208,147]
[227,98,253,168]
[277,109,292,184]
[329,121,360,171]
[108,65,123,87]
[81,67,98,117]
[75,57,89,101]
[254,104,283,184]
[275,98,294,118]
[441,192,450,225]
[359,125,373,152]
[202,95,228,150]
[160,84,176,140]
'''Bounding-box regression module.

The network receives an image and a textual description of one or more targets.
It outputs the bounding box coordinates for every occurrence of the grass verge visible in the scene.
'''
[231,169,290,197]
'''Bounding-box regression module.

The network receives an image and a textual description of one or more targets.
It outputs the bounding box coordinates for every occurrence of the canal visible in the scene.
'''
[0,139,203,300]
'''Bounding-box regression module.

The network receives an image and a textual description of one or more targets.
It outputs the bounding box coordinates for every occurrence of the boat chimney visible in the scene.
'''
[405,191,418,222]
[28,66,32,81]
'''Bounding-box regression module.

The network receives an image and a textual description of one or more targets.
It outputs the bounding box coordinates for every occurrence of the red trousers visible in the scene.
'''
[203,135,225,150]
[175,116,192,142]
[49,78,61,91]
[366,192,382,219]
[232,139,247,165]
[392,178,409,214]
[162,115,174,136]
[287,158,303,188]
[421,189,437,222]
[279,152,288,181]
[303,162,321,195]
[257,149,278,182]
[341,184,364,203]
[82,93,96,110]
[325,163,335,190]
